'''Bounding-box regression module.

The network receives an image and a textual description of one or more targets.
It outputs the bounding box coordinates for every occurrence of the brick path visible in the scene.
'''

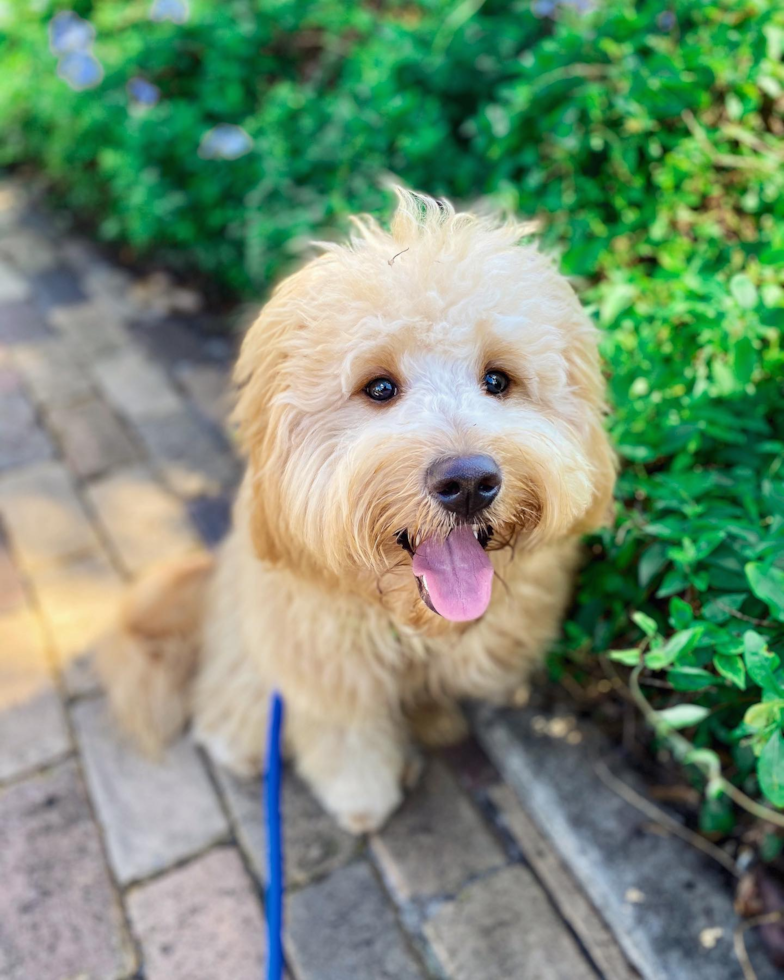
[0,180,636,980]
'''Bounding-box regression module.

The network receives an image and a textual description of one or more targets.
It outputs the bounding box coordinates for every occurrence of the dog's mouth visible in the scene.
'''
[396,526,494,623]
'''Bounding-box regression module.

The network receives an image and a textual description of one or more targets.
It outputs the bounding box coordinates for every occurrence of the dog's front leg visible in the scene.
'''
[287,707,410,835]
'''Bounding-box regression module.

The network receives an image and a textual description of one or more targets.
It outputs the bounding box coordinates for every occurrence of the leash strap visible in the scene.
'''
[264,691,285,980]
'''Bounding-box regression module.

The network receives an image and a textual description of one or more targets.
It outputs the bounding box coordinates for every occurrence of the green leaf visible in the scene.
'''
[599,282,636,325]
[645,626,704,670]
[743,631,783,694]
[666,667,718,691]
[631,611,659,638]
[744,700,784,730]
[608,648,642,666]
[657,704,710,729]
[701,593,746,624]
[669,597,694,630]
[638,543,668,588]
[757,731,784,807]
[745,563,784,621]
[713,654,746,690]
[730,273,758,310]
[656,567,690,598]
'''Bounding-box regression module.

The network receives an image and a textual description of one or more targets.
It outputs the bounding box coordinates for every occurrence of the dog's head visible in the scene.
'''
[234,190,615,631]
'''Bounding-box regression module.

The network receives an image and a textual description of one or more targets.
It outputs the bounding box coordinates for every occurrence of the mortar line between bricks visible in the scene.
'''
[65,685,104,709]
[120,829,233,892]
[12,340,132,475]
[18,423,149,980]
[7,323,204,581]
[70,431,213,579]
[479,802,607,980]
[364,844,449,980]
[0,506,64,688]
[199,747,310,980]
[160,352,236,450]
[0,399,142,978]
[65,708,145,977]
[0,749,75,792]
[454,752,616,980]
[69,462,145,582]
[37,379,149,487]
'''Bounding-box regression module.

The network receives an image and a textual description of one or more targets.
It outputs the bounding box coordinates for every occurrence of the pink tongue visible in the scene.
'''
[412,526,494,622]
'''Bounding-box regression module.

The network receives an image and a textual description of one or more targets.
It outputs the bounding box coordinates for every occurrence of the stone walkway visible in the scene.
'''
[0,179,639,980]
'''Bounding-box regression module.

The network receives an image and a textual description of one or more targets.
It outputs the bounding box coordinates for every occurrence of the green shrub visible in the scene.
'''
[2,0,783,825]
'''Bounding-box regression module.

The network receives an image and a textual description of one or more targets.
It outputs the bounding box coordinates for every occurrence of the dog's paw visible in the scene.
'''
[315,766,403,836]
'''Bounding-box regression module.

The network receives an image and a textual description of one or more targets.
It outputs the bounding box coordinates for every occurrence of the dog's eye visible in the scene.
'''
[364,377,398,402]
[483,370,510,396]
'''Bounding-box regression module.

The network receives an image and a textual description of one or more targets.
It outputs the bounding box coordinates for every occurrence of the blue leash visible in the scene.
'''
[264,692,285,980]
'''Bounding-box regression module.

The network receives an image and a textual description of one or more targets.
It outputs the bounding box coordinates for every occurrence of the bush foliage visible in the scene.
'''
[2,0,783,825]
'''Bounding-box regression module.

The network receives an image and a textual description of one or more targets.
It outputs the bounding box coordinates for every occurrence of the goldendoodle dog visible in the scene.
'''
[99,189,615,833]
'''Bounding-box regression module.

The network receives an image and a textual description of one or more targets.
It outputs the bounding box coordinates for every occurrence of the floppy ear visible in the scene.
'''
[564,310,618,535]
[232,286,301,566]
[576,413,617,533]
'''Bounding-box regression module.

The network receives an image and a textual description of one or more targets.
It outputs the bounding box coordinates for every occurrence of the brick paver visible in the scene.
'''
[0,227,57,275]
[0,181,632,980]
[135,407,236,498]
[0,258,30,302]
[0,299,52,345]
[287,861,426,980]
[0,526,25,614]
[49,298,129,357]
[46,396,139,479]
[93,346,183,421]
[0,761,135,980]
[372,758,505,902]
[128,847,266,980]
[72,697,229,884]
[13,336,94,407]
[0,368,53,471]
[86,464,203,574]
[30,264,86,310]
[488,783,639,980]
[217,767,358,888]
[0,605,70,782]
[424,865,598,980]
[0,460,103,574]
[34,553,124,695]
[173,360,233,427]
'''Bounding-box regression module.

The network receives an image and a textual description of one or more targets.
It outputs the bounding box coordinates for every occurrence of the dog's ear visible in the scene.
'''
[565,315,618,535]
[232,293,299,566]
[577,413,617,533]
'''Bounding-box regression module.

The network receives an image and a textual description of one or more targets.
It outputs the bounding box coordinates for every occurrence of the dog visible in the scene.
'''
[98,189,616,833]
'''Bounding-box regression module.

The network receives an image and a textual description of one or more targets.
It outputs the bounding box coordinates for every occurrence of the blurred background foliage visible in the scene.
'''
[1,0,783,828]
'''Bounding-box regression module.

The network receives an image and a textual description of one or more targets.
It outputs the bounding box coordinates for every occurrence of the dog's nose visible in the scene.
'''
[426,454,502,518]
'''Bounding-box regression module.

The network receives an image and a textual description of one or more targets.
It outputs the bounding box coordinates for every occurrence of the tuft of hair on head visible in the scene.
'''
[313,185,539,267]
[374,185,537,261]
[389,186,455,240]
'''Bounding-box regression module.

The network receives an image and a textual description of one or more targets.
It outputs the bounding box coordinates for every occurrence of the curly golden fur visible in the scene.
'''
[98,189,615,833]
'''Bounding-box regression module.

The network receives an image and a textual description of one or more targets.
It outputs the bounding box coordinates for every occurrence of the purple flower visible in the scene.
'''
[49,11,95,56]
[198,124,253,160]
[657,10,677,30]
[127,77,161,107]
[57,51,104,91]
[532,0,595,16]
[149,0,190,24]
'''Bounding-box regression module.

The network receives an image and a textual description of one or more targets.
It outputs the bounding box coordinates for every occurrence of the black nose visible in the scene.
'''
[426,454,502,518]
